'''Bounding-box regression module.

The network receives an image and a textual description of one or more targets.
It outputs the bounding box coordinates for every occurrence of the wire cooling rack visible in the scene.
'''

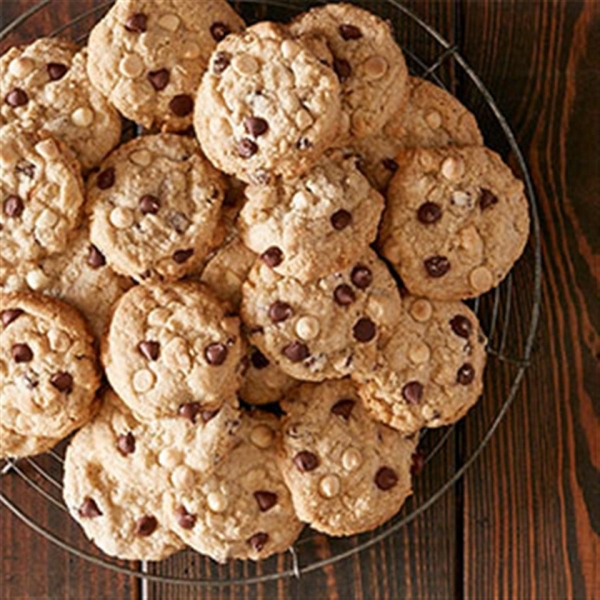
[0,0,542,587]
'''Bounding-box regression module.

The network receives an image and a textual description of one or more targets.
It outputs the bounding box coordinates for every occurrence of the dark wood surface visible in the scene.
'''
[1,0,598,598]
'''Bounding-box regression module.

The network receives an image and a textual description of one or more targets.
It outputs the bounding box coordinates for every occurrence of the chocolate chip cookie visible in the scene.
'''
[87,0,245,131]
[241,248,403,381]
[279,379,417,535]
[0,421,57,460]
[88,133,226,282]
[103,281,244,421]
[0,38,122,170]
[238,150,385,281]
[380,147,530,299]
[353,296,487,434]
[194,22,342,184]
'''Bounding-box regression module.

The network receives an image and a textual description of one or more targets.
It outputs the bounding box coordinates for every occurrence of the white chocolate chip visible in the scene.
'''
[207,491,228,513]
[363,55,388,80]
[35,139,58,161]
[148,308,170,327]
[36,208,58,228]
[459,225,483,253]
[48,329,71,352]
[342,447,363,471]
[182,41,201,60]
[409,342,431,364]
[109,207,135,229]
[158,448,183,468]
[441,157,465,181]
[71,107,94,127]
[250,424,274,448]
[319,474,341,499]
[171,465,195,490]
[132,369,155,392]
[119,54,144,78]
[129,149,152,167]
[470,266,493,292]
[295,316,320,341]
[410,299,433,322]
[232,54,259,76]
[157,13,180,31]
[291,190,312,210]
[281,39,298,60]
[26,269,51,291]
[452,190,472,207]
[295,109,313,130]
[425,110,442,129]
[9,57,35,78]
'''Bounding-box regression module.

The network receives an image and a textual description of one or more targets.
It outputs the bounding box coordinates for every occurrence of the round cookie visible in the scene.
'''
[352,77,484,191]
[289,3,409,139]
[278,379,417,536]
[241,249,403,382]
[238,150,384,281]
[194,22,342,184]
[0,39,121,170]
[164,410,303,563]
[0,422,57,460]
[88,134,226,282]
[354,296,487,434]
[380,147,530,300]
[87,0,245,131]
[1,124,84,271]
[103,281,245,421]
[0,292,100,439]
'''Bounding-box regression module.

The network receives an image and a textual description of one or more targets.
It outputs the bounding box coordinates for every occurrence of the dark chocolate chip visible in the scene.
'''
[201,409,220,423]
[293,451,319,472]
[16,162,35,178]
[175,506,196,529]
[12,343,33,363]
[213,52,231,74]
[450,315,472,339]
[331,398,355,420]
[79,497,102,518]
[244,116,269,137]
[173,248,194,264]
[87,245,106,268]
[331,209,352,230]
[139,194,161,215]
[210,21,231,42]
[250,348,269,369]
[457,363,475,385]
[261,246,283,267]
[50,372,73,393]
[3,195,24,218]
[169,94,194,117]
[402,381,423,405]
[339,24,363,40]
[5,88,28,107]
[424,256,450,278]
[479,188,499,211]
[333,58,352,83]
[417,202,442,224]
[97,167,115,190]
[1,309,23,327]
[179,402,201,423]
[247,532,269,552]
[124,13,147,33]
[268,301,293,323]
[334,284,356,306]
[138,340,160,361]
[205,343,228,366]
[351,265,373,289]
[353,318,376,343]
[283,341,310,363]
[296,137,312,150]
[382,158,399,172]
[46,62,68,81]
[135,515,158,536]
[117,432,136,456]
[375,466,398,491]
[237,138,258,158]
[147,68,170,91]
[253,491,278,512]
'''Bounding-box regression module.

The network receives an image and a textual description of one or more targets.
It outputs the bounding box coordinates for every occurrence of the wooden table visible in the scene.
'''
[1,0,598,598]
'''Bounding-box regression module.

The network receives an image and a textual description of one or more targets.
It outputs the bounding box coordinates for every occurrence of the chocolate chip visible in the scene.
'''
[201,409,220,423]
[334,284,356,306]
[457,363,475,385]
[417,202,442,224]
[135,515,158,537]
[402,381,423,404]
[16,162,35,179]
[479,188,498,211]
[50,372,73,393]
[173,248,194,264]
[117,432,135,456]
[138,340,160,361]
[268,301,293,323]
[293,451,319,472]
[331,209,352,230]
[147,68,170,91]
[169,94,194,117]
[124,13,147,33]
[331,398,355,420]
[424,256,450,278]
[175,506,196,529]
[247,532,269,552]
[250,348,269,369]
[1,309,23,327]
[139,194,161,215]
[353,318,376,343]
[46,62,68,81]
[237,138,258,158]
[351,265,373,289]
[210,21,231,42]
[296,137,312,150]
[253,491,278,512]
[375,466,398,491]
[179,402,201,423]
[283,341,310,363]
[79,498,102,518]
[97,167,115,190]
[382,158,399,172]
[411,451,426,476]
[333,58,352,83]
[87,245,106,268]
[244,116,269,137]
[5,88,28,108]
[12,343,33,363]
[3,195,24,218]
[450,315,472,339]
[205,343,228,366]
[339,24,363,40]
[213,52,231,74]
[261,246,283,268]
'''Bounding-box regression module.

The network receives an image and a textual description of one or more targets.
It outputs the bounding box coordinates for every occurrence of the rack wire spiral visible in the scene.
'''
[0,0,542,587]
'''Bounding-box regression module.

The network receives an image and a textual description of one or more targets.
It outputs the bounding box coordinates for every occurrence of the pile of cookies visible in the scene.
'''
[0,1,530,563]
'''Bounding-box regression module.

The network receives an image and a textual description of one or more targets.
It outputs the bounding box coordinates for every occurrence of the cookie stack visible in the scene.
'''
[0,1,530,564]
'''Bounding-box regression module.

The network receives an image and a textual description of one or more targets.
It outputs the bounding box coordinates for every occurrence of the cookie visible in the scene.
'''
[278,379,417,536]
[352,77,484,190]
[380,147,530,300]
[0,224,132,339]
[103,281,245,421]
[0,39,122,170]
[241,248,403,382]
[353,296,487,434]
[289,3,409,139]
[165,410,303,563]
[0,422,57,460]
[88,133,226,282]
[194,22,342,184]
[87,0,245,131]
[0,292,100,439]
[1,123,84,272]
[238,150,384,281]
